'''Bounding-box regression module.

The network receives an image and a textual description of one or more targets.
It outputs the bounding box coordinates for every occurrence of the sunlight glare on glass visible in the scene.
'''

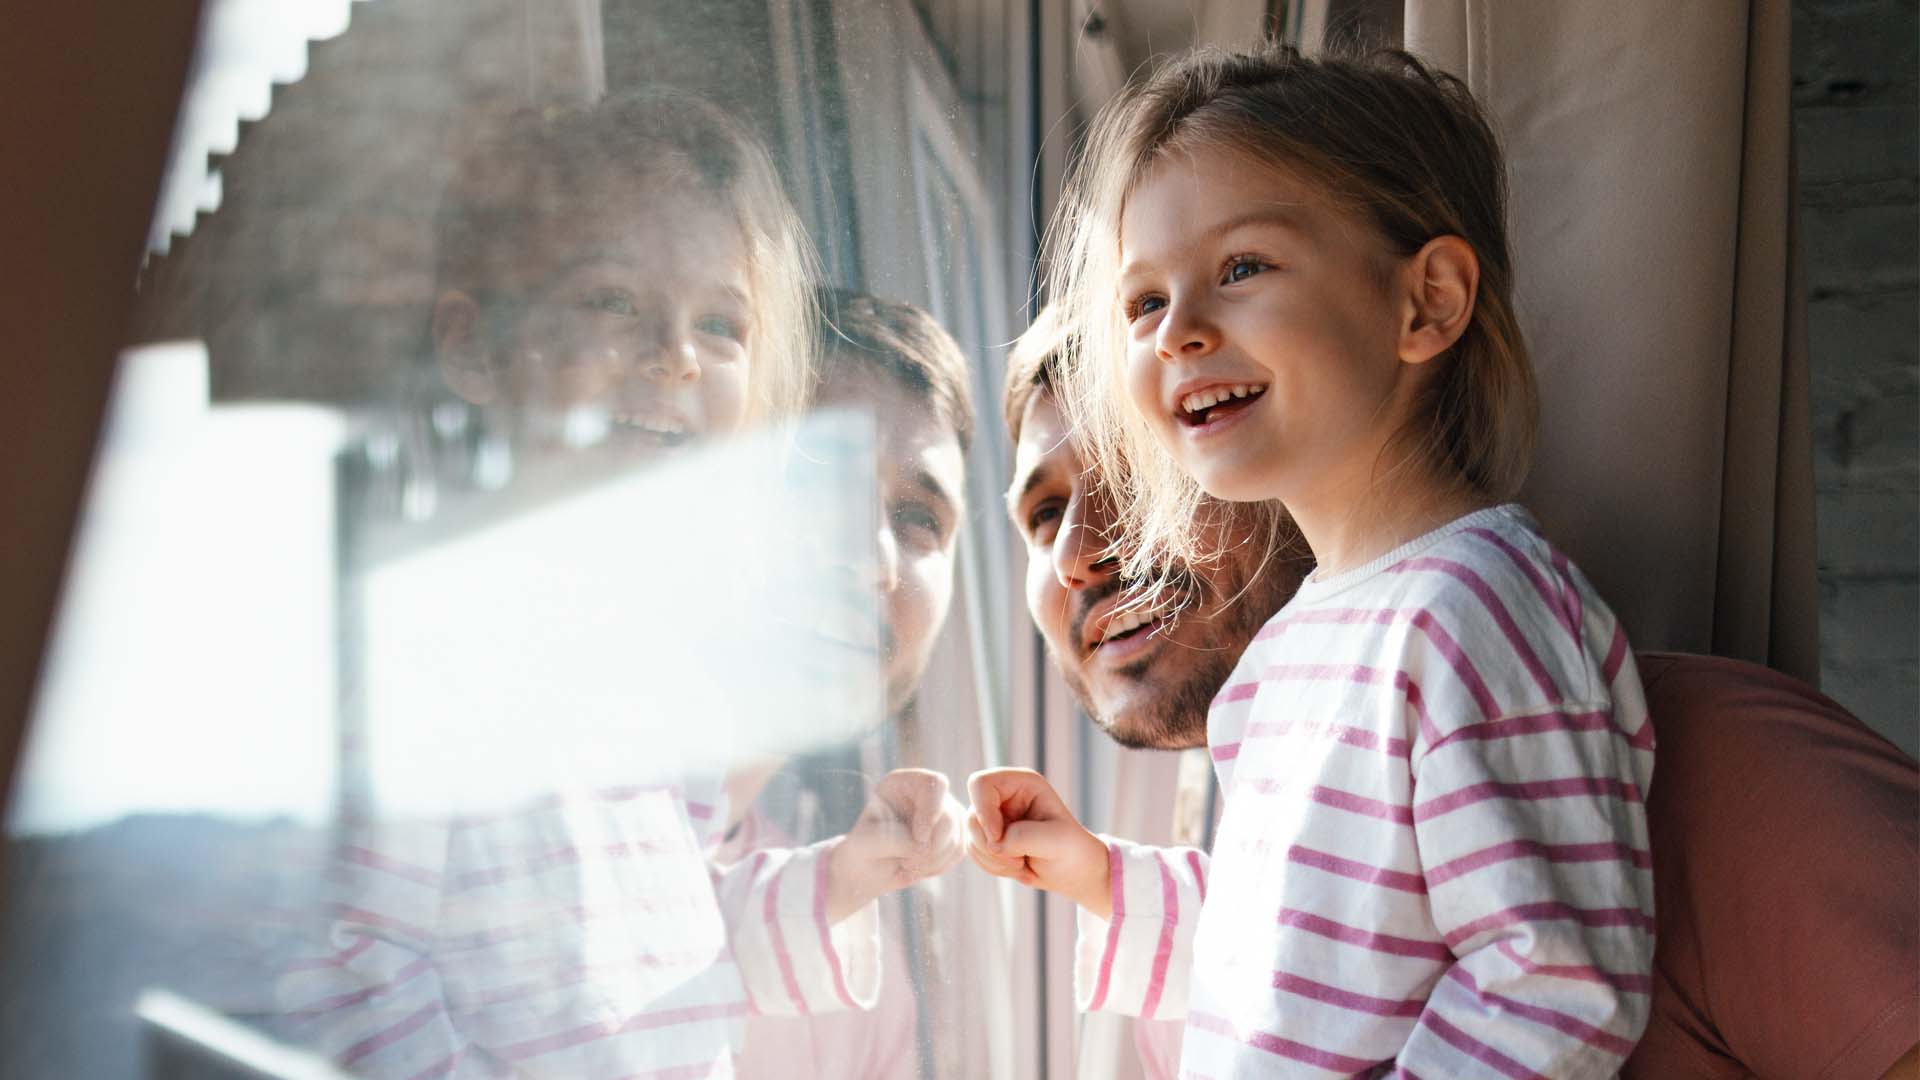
[7,342,347,836]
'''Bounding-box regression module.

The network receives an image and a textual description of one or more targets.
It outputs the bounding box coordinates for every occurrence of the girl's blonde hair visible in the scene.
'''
[1047,42,1536,581]
[436,88,818,424]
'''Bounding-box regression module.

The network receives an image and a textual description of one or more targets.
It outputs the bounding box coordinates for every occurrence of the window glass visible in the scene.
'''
[3,2,1030,1077]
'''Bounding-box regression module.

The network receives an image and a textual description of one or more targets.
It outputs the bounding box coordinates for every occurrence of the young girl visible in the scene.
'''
[976,44,1654,1077]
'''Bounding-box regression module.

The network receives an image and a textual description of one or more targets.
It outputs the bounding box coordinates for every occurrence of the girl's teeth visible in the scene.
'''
[1181,385,1268,414]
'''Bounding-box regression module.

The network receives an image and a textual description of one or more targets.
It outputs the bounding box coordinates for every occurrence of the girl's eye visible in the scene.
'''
[1125,294,1167,322]
[1223,256,1267,284]
[581,291,637,316]
[696,314,746,343]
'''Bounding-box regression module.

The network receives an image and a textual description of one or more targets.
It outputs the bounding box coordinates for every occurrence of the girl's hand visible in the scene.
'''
[825,768,965,922]
[966,768,1112,919]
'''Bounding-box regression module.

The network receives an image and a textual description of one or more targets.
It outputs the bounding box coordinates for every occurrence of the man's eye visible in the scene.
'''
[581,291,637,316]
[1025,501,1063,539]
[1222,256,1267,284]
[893,504,944,545]
[696,314,746,342]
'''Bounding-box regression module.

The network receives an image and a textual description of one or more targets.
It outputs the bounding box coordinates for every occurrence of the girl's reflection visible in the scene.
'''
[278,92,954,1079]
[428,90,813,454]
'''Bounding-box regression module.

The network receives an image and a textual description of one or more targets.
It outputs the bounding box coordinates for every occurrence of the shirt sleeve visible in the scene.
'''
[713,837,882,1017]
[1391,692,1657,1078]
[275,822,485,1079]
[1074,837,1208,1021]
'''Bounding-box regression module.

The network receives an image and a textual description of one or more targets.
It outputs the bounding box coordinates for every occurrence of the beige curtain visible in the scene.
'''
[1405,0,1819,682]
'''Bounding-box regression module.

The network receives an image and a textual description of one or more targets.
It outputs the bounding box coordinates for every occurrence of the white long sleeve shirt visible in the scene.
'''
[1079,505,1655,1078]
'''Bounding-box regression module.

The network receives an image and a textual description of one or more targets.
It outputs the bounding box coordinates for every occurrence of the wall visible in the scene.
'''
[1794,0,1919,754]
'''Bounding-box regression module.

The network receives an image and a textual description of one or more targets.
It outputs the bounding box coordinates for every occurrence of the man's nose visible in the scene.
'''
[1155,295,1221,362]
[874,521,901,594]
[1050,485,1120,590]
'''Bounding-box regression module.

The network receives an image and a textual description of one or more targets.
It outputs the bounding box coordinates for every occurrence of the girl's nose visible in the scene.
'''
[1155,298,1220,362]
[640,330,700,383]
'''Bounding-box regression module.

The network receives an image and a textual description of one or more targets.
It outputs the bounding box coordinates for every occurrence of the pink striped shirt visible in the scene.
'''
[1077,505,1655,1078]
[277,782,880,1078]
[716,806,919,1079]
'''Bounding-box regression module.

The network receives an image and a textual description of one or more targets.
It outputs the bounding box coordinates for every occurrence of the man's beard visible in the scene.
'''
[1056,557,1287,752]
[1078,646,1230,750]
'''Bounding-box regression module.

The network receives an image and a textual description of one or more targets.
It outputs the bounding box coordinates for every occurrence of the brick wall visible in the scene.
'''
[1794,0,1919,755]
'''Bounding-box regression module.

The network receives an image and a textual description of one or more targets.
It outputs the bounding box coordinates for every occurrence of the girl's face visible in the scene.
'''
[438,181,756,459]
[1117,147,1415,509]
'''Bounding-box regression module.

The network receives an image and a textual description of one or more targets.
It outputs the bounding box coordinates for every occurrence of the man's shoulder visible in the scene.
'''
[1635,651,1912,777]
[1636,649,1915,839]
[1635,648,1916,877]
[1631,650,1919,1080]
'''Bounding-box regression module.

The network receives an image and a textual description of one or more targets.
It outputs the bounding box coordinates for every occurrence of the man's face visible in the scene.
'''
[819,366,966,718]
[1007,391,1299,748]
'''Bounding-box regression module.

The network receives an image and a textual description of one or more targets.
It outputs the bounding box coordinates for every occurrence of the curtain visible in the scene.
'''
[1405,0,1819,682]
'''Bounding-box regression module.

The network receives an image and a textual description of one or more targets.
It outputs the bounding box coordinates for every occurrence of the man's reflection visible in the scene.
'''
[816,288,970,718]
[279,93,956,1079]
[719,288,974,1078]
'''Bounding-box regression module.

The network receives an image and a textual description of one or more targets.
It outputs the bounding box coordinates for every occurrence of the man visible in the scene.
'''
[817,287,975,723]
[981,306,1920,1079]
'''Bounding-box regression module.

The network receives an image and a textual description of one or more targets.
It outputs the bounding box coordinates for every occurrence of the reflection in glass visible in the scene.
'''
[6,2,1024,1078]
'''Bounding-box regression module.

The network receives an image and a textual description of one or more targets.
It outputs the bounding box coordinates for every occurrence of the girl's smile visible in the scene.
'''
[1171,378,1269,438]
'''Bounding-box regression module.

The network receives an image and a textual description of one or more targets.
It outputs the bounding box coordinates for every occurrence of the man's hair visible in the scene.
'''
[434,88,818,424]
[1003,301,1069,445]
[1048,41,1537,579]
[815,287,974,453]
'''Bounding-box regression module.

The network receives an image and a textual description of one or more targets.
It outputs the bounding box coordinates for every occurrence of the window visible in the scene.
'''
[4,2,1049,1077]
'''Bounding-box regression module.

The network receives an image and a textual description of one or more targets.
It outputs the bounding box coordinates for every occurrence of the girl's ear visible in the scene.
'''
[432,290,499,405]
[1396,235,1479,366]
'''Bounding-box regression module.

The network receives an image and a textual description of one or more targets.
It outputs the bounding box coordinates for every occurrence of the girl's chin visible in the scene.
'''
[1186,462,1280,505]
